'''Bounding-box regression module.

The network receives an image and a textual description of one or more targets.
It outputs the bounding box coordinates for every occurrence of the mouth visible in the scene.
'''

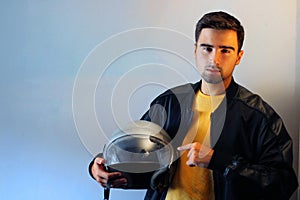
[206,67,221,74]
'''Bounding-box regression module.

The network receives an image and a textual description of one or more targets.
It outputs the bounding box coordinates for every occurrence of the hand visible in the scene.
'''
[91,157,127,188]
[177,142,214,168]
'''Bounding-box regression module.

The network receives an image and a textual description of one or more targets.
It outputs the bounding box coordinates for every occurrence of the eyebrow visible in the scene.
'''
[200,43,236,51]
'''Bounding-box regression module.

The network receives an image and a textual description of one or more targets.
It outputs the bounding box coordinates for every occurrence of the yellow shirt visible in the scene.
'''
[166,91,225,200]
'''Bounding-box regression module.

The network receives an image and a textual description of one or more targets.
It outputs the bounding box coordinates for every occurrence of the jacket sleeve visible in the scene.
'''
[208,117,298,199]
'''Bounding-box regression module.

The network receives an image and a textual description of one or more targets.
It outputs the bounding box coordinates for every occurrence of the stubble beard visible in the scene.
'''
[201,65,223,84]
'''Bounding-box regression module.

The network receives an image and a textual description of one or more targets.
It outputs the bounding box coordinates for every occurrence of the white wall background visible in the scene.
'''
[296,0,300,197]
[0,0,298,199]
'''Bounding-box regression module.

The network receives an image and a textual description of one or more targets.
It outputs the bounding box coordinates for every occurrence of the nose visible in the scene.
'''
[210,50,220,66]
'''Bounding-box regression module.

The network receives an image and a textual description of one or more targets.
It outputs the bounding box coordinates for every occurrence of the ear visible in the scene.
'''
[235,50,244,65]
[194,43,197,58]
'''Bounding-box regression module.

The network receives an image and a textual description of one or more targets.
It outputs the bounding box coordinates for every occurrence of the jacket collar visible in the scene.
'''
[191,78,238,102]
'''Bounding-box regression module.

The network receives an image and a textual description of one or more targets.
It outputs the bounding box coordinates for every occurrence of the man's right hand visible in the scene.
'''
[91,157,128,188]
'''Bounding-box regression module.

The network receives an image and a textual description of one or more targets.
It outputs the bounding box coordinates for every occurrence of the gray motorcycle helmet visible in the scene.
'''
[103,120,175,189]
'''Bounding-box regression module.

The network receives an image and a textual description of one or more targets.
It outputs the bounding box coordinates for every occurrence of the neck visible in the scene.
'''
[201,77,232,96]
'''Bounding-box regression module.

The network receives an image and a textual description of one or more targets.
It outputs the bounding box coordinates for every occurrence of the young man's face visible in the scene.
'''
[194,28,244,88]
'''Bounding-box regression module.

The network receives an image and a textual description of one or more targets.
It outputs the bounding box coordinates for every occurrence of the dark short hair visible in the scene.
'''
[195,11,245,52]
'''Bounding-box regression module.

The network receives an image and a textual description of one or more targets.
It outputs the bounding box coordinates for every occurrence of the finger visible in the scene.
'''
[187,148,197,158]
[93,164,121,182]
[96,171,123,187]
[98,170,123,182]
[186,159,196,167]
[177,143,192,151]
[109,177,128,188]
[106,172,123,179]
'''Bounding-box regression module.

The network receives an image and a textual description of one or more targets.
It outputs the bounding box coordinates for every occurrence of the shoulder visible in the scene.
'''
[151,82,199,104]
[233,84,285,134]
[234,84,275,117]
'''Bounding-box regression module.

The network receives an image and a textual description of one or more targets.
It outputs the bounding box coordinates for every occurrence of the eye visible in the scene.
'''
[221,49,231,54]
[203,47,213,52]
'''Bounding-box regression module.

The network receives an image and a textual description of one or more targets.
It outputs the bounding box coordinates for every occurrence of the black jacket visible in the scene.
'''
[140,79,298,200]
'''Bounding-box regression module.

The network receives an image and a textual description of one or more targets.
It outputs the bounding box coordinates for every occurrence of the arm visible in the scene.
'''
[209,121,298,199]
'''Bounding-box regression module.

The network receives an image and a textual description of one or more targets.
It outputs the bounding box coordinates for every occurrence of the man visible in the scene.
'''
[89,11,298,199]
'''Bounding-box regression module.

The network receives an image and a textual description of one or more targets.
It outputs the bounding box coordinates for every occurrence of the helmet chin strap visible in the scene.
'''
[103,187,110,200]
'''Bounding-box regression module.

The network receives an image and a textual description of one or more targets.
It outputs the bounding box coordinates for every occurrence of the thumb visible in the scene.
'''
[94,157,106,165]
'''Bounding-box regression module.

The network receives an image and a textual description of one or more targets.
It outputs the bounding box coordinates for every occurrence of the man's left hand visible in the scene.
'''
[177,142,214,168]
